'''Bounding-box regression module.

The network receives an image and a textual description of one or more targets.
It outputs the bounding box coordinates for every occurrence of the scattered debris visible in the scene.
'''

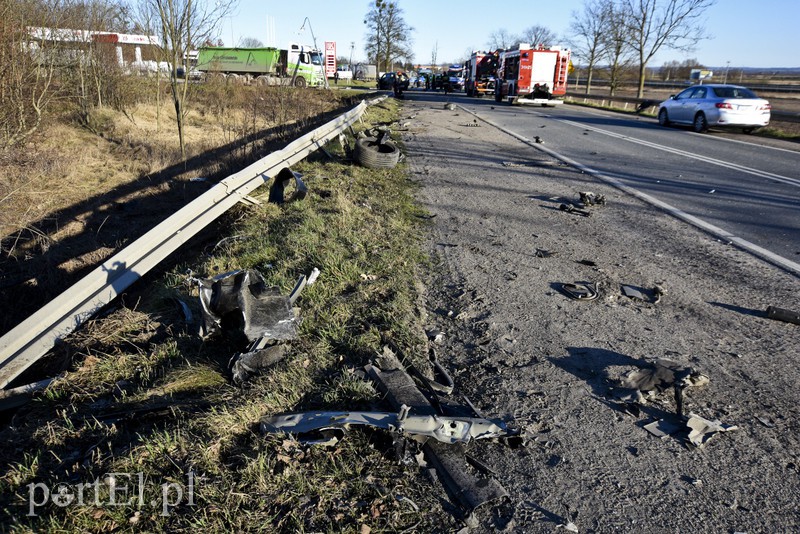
[268,167,308,204]
[559,282,599,301]
[534,136,543,144]
[559,203,591,217]
[578,191,606,206]
[196,269,298,342]
[261,405,514,445]
[230,343,288,385]
[576,259,597,267]
[621,285,646,301]
[621,285,666,304]
[618,358,709,416]
[765,306,800,325]
[643,418,681,440]
[364,352,514,520]
[535,248,557,258]
[756,415,775,428]
[444,103,456,110]
[686,413,738,448]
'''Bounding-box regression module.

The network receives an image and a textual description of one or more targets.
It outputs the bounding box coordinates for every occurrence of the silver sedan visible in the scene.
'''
[657,84,771,134]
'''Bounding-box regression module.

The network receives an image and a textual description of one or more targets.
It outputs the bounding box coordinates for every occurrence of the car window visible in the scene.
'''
[675,88,696,100]
[712,86,757,99]
[691,87,707,99]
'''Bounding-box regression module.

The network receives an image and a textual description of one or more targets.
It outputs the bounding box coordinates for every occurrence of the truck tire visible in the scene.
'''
[354,137,400,169]
[294,76,307,88]
[495,84,502,103]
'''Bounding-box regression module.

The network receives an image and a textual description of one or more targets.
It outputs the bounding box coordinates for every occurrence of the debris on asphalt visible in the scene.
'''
[534,136,543,144]
[643,418,681,440]
[559,282,599,301]
[618,358,709,416]
[621,284,666,304]
[535,248,557,258]
[444,103,456,110]
[578,191,606,206]
[686,413,738,448]
[765,306,800,325]
[559,203,591,217]
[621,285,647,301]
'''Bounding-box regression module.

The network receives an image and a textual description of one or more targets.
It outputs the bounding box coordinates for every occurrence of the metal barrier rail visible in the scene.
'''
[0,97,383,389]
[564,91,800,123]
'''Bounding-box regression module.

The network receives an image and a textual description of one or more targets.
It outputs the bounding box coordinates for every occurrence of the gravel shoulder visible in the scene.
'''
[401,94,800,532]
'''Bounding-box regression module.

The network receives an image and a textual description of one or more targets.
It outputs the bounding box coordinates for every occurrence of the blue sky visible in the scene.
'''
[221,1,799,69]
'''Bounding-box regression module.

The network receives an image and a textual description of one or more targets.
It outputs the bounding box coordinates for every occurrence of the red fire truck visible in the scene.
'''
[464,50,500,97]
[494,44,570,106]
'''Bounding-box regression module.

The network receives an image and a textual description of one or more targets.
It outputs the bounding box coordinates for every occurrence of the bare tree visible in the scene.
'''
[622,0,716,97]
[487,28,514,50]
[238,36,263,48]
[363,0,413,73]
[519,24,558,47]
[0,0,63,148]
[138,0,236,159]
[430,41,438,70]
[602,0,634,95]
[568,0,610,94]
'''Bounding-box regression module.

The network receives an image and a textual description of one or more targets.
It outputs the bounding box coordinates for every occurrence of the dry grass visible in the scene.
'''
[0,98,457,532]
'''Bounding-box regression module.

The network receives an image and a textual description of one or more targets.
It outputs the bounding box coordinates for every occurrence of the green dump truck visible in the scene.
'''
[195,43,325,87]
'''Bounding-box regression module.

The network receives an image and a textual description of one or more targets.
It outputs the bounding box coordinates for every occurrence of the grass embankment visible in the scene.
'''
[1,98,448,532]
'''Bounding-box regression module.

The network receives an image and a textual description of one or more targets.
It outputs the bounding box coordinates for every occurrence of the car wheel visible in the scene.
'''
[293,76,307,88]
[693,113,708,133]
[658,108,670,127]
[354,137,400,169]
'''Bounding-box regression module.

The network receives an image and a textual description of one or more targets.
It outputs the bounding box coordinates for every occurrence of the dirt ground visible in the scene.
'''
[402,97,800,532]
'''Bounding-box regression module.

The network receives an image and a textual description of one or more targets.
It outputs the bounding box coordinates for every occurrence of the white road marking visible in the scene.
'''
[461,105,800,277]
[552,105,800,156]
[549,116,800,188]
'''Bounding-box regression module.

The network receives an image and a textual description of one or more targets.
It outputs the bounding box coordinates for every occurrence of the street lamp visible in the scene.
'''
[724,60,730,84]
[299,17,329,89]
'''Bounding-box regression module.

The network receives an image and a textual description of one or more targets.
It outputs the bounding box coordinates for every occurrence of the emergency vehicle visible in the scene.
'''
[494,44,570,106]
[464,50,500,97]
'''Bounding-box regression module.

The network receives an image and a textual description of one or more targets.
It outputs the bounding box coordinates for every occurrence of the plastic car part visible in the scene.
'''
[260,406,512,445]
[364,355,512,518]
[196,269,298,342]
[765,306,800,325]
[268,167,307,204]
[686,413,738,448]
[560,282,599,301]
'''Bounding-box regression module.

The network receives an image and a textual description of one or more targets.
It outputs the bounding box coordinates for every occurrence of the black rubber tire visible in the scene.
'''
[354,137,400,169]
[693,113,708,133]
[495,84,502,103]
[658,108,670,126]
[293,76,307,88]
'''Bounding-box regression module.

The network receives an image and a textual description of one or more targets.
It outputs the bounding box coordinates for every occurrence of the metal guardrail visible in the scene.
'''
[564,92,800,123]
[0,97,383,389]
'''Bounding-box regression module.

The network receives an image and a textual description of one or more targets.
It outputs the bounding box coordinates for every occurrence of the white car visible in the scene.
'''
[657,84,771,133]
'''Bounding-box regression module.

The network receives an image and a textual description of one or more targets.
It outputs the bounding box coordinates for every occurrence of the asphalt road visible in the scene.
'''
[430,93,800,266]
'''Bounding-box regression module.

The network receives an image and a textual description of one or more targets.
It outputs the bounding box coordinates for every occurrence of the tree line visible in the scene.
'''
[361,0,716,98]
